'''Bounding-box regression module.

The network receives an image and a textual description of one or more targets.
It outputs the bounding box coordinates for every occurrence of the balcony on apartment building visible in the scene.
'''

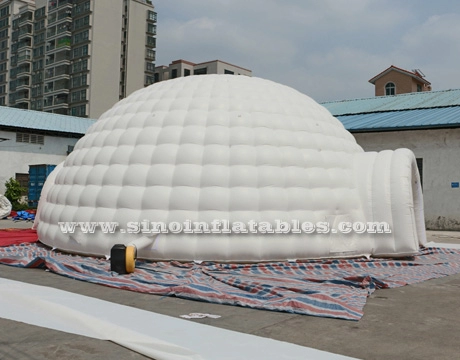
[11,39,32,69]
[147,10,157,23]
[45,49,71,67]
[44,78,69,95]
[18,24,32,39]
[45,64,70,83]
[46,35,71,54]
[35,6,46,20]
[49,0,73,13]
[11,36,32,54]
[17,49,32,65]
[9,89,30,109]
[57,6,72,22]
[15,74,31,91]
[31,83,43,97]
[43,91,69,115]
[10,55,17,68]
[44,92,69,109]
[15,8,33,26]
[47,23,72,40]
[51,10,73,43]
[18,38,32,52]
[72,1,91,17]
[10,63,31,80]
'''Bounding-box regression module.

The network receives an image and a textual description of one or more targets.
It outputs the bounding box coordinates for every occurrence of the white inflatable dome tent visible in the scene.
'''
[36,75,426,262]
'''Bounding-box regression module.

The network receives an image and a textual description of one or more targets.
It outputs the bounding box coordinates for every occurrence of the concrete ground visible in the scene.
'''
[1,218,460,360]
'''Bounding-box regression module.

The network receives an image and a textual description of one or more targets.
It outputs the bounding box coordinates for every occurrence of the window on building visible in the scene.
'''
[145,75,154,85]
[146,36,156,47]
[32,73,44,85]
[417,84,422,92]
[224,69,234,75]
[171,69,177,79]
[72,44,89,59]
[194,68,207,75]
[146,48,155,60]
[0,18,8,29]
[15,173,29,194]
[16,132,45,145]
[184,69,190,77]
[73,1,90,16]
[71,104,86,117]
[44,95,53,107]
[385,82,395,96]
[145,62,155,72]
[34,7,46,18]
[33,59,44,71]
[147,23,156,34]
[33,46,44,57]
[154,73,159,83]
[147,10,157,22]
[34,32,45,45]
[44,81,53,93]
[73,30,89,45]
[34,19,45,31]
[46,68,54,79]
[70,89,86,102]
[9,80,16,91]
[73,15,90,31]
[48,12,57,24]
[0,6,9,18]
[71,73,87,87]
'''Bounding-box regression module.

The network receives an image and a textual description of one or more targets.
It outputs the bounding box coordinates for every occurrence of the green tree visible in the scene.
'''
[4,178,26,209]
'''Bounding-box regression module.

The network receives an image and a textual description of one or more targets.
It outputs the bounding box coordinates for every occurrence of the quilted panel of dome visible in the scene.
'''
[37,75,377,261]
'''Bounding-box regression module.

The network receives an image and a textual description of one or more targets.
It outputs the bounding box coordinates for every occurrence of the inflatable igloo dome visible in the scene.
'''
[36,75,426,261]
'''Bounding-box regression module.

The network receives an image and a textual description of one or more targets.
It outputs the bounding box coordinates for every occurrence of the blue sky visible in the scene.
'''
[154,0,460,102]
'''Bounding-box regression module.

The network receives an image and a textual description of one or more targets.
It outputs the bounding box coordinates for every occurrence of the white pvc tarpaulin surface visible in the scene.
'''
[36,75,426,262]
[0,278,356,360]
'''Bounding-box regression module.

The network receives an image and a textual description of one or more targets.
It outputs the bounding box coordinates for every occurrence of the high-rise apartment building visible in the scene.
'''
[0,0,156,118]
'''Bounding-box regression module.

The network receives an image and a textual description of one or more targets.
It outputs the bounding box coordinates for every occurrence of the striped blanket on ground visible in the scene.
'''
[1,243,460,321]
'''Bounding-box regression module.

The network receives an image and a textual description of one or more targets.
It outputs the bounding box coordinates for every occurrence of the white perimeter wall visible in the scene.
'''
[0,129,79,194]
[354,128,460,230]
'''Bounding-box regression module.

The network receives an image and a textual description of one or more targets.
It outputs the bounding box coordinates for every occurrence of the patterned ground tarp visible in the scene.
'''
[2,241,460,321]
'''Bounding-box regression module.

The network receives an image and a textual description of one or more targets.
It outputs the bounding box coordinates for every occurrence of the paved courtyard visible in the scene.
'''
[1,219,459,360]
